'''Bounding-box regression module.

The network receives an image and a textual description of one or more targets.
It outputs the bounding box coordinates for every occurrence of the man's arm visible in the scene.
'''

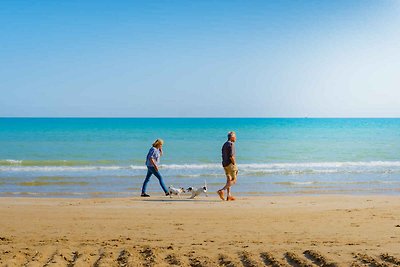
[230,155,236,165]
[229,143,235,165]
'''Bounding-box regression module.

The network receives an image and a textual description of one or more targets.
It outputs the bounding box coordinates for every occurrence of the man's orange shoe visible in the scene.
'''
[226,196,236,201]
[217,190,225,201]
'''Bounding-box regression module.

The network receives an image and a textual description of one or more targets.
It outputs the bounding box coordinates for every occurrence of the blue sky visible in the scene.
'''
[1,0,399,117]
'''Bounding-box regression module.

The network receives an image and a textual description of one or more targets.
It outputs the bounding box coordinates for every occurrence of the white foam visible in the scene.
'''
[2,159,23,164]
[0,166,130,172]
[239,161,400,169]
[160,164,220,169]
[1,161,400,175]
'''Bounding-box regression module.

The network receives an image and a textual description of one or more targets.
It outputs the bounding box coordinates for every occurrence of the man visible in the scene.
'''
[217,131,238,201]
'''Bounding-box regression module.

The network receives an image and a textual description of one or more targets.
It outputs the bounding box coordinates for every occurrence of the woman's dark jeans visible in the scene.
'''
[141,166,168,194]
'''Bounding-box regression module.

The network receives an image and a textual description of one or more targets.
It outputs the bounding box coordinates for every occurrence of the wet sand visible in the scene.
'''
[1,195,400,266]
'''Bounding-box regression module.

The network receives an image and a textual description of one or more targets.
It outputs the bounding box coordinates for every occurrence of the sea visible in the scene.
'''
[0,118,399,197]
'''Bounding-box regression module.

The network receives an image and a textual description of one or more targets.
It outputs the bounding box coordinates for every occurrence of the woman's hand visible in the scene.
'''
[150,158,158,172]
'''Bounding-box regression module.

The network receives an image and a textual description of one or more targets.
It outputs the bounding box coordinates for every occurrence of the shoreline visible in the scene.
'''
[1,189,400,198]
[1,195,400,266]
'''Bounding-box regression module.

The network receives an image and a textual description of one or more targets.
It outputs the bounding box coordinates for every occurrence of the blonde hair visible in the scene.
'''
[152,139,164,148]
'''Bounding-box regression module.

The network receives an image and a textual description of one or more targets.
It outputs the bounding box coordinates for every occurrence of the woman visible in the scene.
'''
[141,139,169,197]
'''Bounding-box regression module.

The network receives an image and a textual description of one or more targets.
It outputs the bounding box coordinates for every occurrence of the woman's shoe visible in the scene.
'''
[141,193,150,197]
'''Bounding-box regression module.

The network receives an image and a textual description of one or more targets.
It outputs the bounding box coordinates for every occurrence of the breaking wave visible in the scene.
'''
[1,160,400,176]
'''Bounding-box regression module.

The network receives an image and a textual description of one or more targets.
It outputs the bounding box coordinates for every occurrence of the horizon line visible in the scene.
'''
[1,116,400,119]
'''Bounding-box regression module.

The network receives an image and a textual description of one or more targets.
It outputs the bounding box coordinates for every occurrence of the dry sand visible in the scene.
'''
[1,195,400,266]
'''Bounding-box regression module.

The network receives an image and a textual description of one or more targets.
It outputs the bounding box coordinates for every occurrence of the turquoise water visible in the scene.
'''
[1,118,400,197]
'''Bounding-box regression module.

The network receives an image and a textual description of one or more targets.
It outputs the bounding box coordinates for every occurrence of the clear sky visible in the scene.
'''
[1,0,399,117]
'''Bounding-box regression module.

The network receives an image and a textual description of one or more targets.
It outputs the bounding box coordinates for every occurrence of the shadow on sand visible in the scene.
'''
[133,198,221,203]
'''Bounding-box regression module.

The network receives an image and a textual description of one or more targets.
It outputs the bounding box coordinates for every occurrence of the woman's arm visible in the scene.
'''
[150,158,158,172]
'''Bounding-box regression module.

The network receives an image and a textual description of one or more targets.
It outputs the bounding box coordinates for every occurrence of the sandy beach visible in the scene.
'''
[1,195,400,266]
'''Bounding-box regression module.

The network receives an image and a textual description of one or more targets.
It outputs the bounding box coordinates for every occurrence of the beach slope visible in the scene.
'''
[1,195,399,266]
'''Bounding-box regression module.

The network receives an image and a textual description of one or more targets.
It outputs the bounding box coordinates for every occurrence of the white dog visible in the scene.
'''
[168,185,186,198]
[186,181,208,199]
